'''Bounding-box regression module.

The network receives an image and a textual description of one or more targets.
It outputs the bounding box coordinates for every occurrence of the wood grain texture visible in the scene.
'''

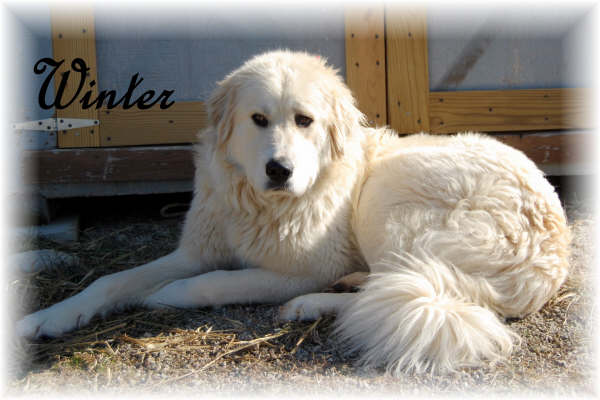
[345,4,387,126]
[493,131,593,168]
[429,88,593,134]
[50,4,100,148]
[25,146,195,184]
[99,101,207,146]
[24,132,592,187]
[385,5,430,134]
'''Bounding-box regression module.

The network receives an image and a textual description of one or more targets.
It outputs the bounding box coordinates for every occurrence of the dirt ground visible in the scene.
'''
[5,189,597,397]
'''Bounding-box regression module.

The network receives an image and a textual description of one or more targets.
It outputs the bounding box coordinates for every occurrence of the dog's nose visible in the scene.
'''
[266,158,293,185]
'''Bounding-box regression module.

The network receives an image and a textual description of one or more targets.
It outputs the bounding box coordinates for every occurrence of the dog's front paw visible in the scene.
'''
[16,298,95,339]
[279,294,324,322]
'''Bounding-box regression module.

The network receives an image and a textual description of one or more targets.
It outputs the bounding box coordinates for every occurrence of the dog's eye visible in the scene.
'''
[252,113,269,128]
[295,114,313,128]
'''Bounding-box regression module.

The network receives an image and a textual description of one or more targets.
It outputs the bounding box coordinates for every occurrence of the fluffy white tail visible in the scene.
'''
[334,251,520,374]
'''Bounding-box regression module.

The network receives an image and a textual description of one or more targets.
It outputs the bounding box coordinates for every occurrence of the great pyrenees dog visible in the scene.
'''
[17,50,570,374]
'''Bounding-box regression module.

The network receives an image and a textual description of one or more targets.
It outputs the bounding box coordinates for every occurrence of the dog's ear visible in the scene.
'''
[328,82,365,160]
[207,76,238,150]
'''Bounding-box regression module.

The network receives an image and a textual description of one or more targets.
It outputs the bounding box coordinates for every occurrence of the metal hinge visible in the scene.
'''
[11,118,99,132]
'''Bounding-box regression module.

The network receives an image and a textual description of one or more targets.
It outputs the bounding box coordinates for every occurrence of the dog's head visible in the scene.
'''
[207,50,364,197]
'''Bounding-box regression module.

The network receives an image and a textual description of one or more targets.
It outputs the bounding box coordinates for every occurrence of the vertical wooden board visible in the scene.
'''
[345,4,387,126]
[385,5,430,134]
[50,4,100,148]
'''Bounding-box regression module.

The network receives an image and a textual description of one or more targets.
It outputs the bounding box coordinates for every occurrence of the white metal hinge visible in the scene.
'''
[11,118,99,132]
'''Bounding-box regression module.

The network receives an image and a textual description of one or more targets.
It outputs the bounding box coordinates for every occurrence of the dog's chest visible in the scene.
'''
[225,194,364,280]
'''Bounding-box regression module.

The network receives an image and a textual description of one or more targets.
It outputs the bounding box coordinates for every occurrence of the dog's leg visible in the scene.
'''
[16,248,213,339]
[144,268,325,310]
[279,293,357,321]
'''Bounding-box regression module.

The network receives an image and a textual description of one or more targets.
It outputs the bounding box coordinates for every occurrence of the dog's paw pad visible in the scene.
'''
[16,303,94,340]
[16,312,48,339]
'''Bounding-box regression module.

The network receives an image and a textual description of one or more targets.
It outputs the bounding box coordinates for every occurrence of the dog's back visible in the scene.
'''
[336,132,570,373]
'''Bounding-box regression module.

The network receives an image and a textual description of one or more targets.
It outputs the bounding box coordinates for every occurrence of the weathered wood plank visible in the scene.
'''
[24,131,592,189]
[385,5,430,134]
[24,145,195,184]
[345,4,387,126]
[492,131,593,174]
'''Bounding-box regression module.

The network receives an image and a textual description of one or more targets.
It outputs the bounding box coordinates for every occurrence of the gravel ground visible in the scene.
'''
[4,190,597,397]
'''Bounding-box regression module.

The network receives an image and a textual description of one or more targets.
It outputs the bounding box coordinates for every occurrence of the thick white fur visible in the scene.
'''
[16,51,570,374]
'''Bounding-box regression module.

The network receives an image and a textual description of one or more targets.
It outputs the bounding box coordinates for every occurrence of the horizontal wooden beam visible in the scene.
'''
[492,131,594,175]
[23,130,592,191]
[99,101,207,147]
[429,88,592,134]
[24,145,195,184]
[94,89,590,146]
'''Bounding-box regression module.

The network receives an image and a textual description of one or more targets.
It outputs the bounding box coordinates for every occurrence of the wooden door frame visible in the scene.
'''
[345,4,592,134]
[344,4,592,175]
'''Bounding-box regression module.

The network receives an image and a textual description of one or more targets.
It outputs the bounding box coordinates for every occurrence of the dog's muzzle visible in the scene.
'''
[266,158,293,190]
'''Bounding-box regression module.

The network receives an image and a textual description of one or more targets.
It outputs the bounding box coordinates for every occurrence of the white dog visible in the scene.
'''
[17,50,570,374]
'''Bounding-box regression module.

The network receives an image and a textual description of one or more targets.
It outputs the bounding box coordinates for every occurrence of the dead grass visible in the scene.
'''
[5,196,596,397]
